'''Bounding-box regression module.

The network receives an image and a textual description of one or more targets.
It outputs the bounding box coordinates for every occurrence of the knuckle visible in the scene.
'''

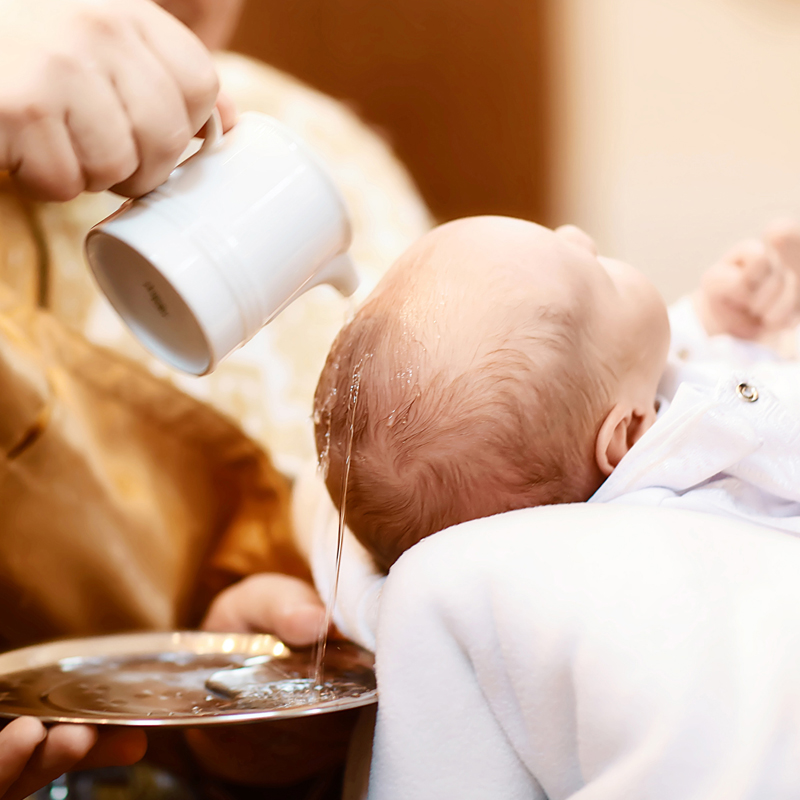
[86,152,138,192]
[153,124,192,160]
[52,183,84,202]
[15,101,49,126]
[46,49,85,77]
[20,167,85,202]
[75,4,126,41]
[0,88,52,126]
[116,122,189,196]
[110,173,143,198]
[114,165,165,198]
[47,178,84,203]
[182,64,219,114]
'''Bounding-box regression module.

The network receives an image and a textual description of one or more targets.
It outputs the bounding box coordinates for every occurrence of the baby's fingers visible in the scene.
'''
[762,264,800,330]
[748,257,787,320]
[766,218,800,278]
[724,238,798,326]
[761,219,800,328]
[731,238,772,294]
[701,239,769,312]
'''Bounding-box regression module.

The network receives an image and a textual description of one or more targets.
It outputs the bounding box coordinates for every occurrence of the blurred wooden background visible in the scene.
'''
[230,0,553,224]
[235,0,800,302]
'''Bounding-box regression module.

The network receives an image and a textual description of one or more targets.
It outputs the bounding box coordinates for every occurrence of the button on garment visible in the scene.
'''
[591,368,800,539]
[737,382,759,402]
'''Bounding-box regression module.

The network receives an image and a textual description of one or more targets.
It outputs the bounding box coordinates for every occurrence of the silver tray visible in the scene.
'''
[0,631,376,727]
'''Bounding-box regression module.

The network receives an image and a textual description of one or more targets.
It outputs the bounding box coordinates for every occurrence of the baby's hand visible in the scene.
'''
[695,219,800,340]
[0,718,146,800]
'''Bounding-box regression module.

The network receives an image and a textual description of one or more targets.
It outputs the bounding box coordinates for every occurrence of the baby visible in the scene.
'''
[314,216,800,571]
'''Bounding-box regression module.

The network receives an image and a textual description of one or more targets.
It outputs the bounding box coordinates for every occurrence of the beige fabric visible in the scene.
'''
[38,52,433,477]
[0,275,308,650]
[0,187,42,306]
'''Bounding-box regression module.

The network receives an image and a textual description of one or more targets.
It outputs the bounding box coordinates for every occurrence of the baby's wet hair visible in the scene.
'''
[314,295,612,572]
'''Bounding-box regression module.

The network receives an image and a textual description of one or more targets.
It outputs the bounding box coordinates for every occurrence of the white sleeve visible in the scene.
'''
[667,295,711,358]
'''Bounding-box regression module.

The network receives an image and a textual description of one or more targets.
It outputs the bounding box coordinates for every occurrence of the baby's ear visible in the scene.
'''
[595,404,648,476]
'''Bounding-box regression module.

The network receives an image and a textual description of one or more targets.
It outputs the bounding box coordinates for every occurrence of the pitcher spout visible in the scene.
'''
[309,253,360,298]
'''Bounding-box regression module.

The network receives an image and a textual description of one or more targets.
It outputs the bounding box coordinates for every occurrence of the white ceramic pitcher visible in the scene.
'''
[85,111,359,375]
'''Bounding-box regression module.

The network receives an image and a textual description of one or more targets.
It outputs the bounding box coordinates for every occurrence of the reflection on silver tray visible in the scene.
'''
[0,631,376,727]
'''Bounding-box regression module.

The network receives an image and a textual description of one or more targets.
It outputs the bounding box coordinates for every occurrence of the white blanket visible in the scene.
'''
[293,469,800,798]
[369,503,800,799]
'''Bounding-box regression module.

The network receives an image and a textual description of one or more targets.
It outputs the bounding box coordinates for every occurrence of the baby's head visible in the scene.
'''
[314,217,669,570]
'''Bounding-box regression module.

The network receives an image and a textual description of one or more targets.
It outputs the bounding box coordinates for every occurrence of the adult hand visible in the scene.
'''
[696,219,800,340]
[189,573,360,786]
[202,572,328,645]
[0,0,236,201]
[0,717,146,800]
